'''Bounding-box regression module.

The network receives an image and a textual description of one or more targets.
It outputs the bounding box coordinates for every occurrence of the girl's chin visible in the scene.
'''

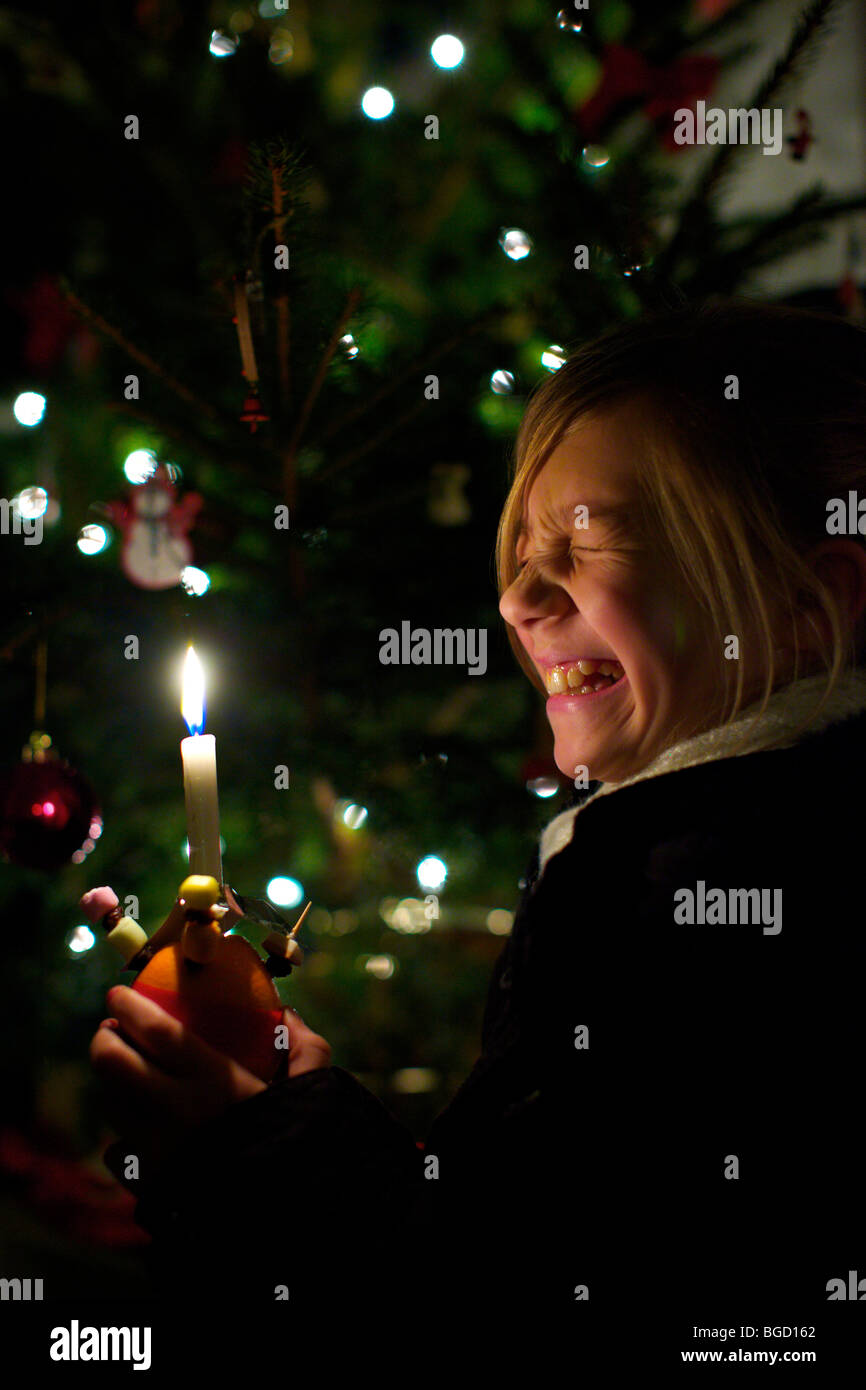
[552,727,627,784]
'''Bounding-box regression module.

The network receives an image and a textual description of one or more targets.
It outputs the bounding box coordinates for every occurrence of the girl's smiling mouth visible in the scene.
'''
[543,657,625,697]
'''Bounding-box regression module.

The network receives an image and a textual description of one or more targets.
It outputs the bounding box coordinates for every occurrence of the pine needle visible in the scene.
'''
[657,0,844,279]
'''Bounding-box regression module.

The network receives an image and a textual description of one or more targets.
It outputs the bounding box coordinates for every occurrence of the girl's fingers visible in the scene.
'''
[105,985,231,1079]
[94,988,268,1111]
[90,1013,183,1107]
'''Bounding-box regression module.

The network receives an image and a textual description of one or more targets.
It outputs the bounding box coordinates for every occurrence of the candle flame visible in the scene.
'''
[182,646,206,735]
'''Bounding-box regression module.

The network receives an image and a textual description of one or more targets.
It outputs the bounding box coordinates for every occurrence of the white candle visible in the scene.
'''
[180,646,222,882]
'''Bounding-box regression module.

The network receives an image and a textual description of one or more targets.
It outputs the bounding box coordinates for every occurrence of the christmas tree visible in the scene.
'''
[0,0,863,1292]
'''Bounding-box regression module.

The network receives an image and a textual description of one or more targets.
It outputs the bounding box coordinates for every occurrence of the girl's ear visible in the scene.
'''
[815,540,866,616]
[794,539,866,652]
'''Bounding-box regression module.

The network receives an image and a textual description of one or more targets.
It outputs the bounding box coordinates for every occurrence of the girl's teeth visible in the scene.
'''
[548,667,567,693]
[545,659,624,695]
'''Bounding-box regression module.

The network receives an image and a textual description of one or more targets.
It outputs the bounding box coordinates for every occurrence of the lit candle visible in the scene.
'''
[180,646,222,883]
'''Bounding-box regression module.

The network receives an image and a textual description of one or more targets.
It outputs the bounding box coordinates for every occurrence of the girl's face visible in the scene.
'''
[499,407,735,784]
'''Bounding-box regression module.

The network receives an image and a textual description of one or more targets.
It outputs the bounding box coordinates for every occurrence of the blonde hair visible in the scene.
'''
[495,299,866,757]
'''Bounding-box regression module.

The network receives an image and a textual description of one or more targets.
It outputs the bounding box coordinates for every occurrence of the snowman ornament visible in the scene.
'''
[107,465,202,590]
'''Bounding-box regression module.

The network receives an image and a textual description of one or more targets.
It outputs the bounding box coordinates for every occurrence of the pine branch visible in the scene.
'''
[691,190,866,289]
[691,222,829,295]
[655,0,844,280]
[244,138,313,213]
[59,280,223,425]
[0,607,78,665]
[317,307,501,444]
[244,137,317,426]
[282,287,363,510]
[102,401,277,492]
[317,399,429,483]
[726,188,866,248]
[682,0,778,53]
[326,481,429,528]
[270,157,292,413]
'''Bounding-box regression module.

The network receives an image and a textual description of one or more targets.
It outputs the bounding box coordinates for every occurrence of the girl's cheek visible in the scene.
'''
[628,569,701,662]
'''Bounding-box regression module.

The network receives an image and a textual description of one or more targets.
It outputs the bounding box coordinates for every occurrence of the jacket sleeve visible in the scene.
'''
[123,1064,434,1305]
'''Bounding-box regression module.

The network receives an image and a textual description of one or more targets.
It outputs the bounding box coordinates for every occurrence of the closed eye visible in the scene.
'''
[516,545,599,573]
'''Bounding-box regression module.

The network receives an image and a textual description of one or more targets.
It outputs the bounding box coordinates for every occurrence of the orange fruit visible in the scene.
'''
[131,935,284,1083]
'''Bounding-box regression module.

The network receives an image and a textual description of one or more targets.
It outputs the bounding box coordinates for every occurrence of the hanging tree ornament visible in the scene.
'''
[428,463,471,526]
[105,463,202,590]
[0,642,101,871]
[233,275,269,433]
[786,108,814,162]
[577,43,720,155]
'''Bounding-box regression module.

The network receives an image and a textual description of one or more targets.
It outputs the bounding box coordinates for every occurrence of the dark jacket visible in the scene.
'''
[126,705,866,1329]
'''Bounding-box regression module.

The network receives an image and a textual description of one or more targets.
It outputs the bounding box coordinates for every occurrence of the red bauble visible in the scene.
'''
[0,754,101,871]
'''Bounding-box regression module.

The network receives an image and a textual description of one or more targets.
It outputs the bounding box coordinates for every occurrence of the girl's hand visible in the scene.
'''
[89,985,331,1187]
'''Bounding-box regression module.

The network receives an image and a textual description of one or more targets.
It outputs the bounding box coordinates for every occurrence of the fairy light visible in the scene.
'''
[417,856,447,890]
[266,876,304,908]
[123,449,158,484]
[498,228,532,260]
[363,954,396,979]
[486,909,514,935]
[77,524,109,555]
[15,487,48,519]
[361,87,395,119]
[269,29,293,65]
[527,775,560,797]
[13,392,46,427]
[67,925,96,955]
[180,566,210,596]
[431,35,464,69]
[209,30,238,57]
[541,345,567,371]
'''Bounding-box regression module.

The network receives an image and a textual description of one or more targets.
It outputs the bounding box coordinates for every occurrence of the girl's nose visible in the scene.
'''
[499,567,557,626]
[498,573,526,626]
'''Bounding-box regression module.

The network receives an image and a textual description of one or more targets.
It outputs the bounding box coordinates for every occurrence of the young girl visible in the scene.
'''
[88,300,866,1343]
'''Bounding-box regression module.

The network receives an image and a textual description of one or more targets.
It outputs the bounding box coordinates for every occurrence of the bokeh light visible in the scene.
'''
[416,855,447,890]
[209,30,238,57]
[180,566,210,596]
[361,87,394,119]
[430,35,464,69]
[15,486,48,519]
[77,524,109,555]
[266,876,304,908]
[67,925,96,955]
[13,392,46,426]
[541,344,567,371]
[123,449,158,484]
[498,228,532,261]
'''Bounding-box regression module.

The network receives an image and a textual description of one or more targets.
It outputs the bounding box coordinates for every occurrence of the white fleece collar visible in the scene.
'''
[538,667,866,878]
